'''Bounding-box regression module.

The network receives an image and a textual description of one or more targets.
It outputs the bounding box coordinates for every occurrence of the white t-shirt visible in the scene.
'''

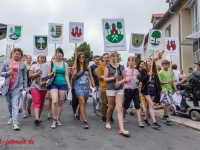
[173,70,180,84]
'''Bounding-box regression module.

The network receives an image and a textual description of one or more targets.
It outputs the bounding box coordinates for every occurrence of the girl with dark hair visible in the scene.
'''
[72,52,96,129]
[136,61,146,116]
[139,58,161,129]
[0,48,27,130]
[48,48,71,129]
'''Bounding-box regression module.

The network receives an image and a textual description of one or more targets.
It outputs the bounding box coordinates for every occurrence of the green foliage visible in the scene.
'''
[135,54,141,64]
[117,22,123,34]
[9,27,14,33]
[68,42,94,67]
[51,26,55,32]
[105,22,111,35]
[151,30,161,43]
[99,53,122,64]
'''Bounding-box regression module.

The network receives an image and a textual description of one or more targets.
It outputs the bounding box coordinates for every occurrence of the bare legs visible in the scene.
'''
[51,89,66,120]
[78,96,88,121]
[106,94,127,132]
[144,95,156,123]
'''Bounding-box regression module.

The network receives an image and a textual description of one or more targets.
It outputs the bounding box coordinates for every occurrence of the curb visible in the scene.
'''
[155,113,200,131]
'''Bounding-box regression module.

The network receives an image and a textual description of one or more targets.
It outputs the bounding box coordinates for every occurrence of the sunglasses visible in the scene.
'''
[79,56,85,59]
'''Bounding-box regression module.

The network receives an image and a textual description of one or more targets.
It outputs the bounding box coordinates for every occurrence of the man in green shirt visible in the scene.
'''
[158,60,179,125]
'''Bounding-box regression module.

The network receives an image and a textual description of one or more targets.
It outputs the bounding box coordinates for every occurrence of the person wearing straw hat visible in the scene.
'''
[104,51,130,137]
[0,48,27,130]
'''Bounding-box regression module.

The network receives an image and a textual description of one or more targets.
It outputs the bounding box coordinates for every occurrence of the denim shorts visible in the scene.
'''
[51,84,67,91]
[75,86,89,97]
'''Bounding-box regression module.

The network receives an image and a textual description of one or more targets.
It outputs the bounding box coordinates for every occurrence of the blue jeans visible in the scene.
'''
[180,90,188,107]
[180,90,198,107]
[5,90,22,123]
[93,87,102,112]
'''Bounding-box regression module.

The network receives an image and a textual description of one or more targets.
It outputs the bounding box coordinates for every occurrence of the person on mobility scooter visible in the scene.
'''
[169,61,200,121]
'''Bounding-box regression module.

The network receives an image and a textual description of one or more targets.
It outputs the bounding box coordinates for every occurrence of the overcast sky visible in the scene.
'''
[0,0,169,65]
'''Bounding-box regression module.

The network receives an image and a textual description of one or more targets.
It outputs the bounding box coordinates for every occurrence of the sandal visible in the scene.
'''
[119,130,130,137]
[106,124,111,130]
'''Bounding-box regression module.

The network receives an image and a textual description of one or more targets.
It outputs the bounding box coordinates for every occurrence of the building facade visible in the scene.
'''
[141,0,194,74]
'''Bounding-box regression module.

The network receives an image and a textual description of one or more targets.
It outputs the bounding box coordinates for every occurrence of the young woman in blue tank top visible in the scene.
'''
[104,51,130,137]
[48,48,71,129]
[72,52,96,129]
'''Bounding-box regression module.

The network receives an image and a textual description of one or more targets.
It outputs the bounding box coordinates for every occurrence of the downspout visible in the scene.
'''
[169,6,182,69]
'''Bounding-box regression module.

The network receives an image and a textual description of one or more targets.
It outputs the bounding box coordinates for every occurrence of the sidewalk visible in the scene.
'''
[154,109,200,131]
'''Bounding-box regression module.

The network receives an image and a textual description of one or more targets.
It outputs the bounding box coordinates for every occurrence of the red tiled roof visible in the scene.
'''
[151,13,165,23]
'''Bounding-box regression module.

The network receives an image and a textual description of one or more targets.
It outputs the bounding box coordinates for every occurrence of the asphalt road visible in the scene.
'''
[0,95,199,150]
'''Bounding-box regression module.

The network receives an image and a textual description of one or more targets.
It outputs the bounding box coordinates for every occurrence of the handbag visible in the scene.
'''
[46,61,55,89]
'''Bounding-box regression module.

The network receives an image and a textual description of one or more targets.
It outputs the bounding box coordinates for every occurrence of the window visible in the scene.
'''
[190,0,199,33]
[165,25,171,37]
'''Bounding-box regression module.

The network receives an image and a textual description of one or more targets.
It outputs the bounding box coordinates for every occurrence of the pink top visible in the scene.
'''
[9,60,20,90]
[124,68,139,89]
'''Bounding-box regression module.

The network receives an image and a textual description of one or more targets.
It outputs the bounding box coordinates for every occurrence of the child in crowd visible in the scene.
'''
[158,60,179,125]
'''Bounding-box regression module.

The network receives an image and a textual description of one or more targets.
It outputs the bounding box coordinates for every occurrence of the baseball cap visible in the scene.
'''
[194,60,200,65]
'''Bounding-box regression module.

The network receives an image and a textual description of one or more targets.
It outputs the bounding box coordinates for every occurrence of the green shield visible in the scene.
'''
[35,37,47,50]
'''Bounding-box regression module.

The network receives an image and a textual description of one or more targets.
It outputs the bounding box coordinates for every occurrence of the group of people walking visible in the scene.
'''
[1,47,198,137]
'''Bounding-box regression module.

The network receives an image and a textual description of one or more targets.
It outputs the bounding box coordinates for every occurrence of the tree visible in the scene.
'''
[105,22,111,35]
[99,53,123,64]
[135,35,141,44]
[37,37,45,49]
[51,26,55,35]
[69,42,94,67]
[135,54,141,64]
[9,27,14,33]
[116,22,123,34]
[151,30,161,44]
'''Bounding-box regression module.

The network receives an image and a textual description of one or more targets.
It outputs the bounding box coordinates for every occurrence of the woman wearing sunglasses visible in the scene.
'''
[72,52,96,129]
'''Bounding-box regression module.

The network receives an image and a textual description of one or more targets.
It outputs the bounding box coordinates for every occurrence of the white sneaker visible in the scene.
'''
[97,111,102,117]
[51,120,57,129]
[8,118,13,125]
[12,123,20,130]
[92,112,97,116]
[57,120,62,126]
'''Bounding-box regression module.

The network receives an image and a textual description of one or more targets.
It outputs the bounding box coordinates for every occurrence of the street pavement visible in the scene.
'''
[0,96,200,150]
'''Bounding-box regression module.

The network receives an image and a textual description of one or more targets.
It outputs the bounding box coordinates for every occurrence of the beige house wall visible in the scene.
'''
[142,1,193,75]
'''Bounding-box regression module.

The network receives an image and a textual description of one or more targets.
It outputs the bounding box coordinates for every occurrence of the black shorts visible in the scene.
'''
[154,93,160,103]
[124,89,140,109]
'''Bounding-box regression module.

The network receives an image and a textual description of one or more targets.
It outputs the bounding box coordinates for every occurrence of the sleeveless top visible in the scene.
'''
[75,70,89,89]
[52,62,67,85]
[106,64,124,90]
